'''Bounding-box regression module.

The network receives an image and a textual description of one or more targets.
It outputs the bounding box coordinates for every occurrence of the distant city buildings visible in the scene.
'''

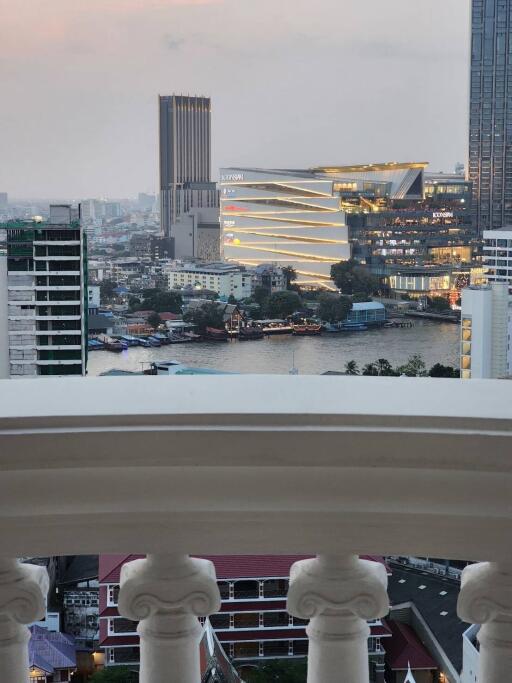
[0,192,7,208]
[220,167,350,289]
[159,95,218,238]
[469,0,512,233]
[0,205,87,378]
[460,283,512,379]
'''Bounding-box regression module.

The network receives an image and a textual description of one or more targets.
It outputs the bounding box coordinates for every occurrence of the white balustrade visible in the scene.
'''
[0,558,48,683]
[118,554,221,683]
[288,554,389,683]
[458,562,512,683]
[0,375,512,682]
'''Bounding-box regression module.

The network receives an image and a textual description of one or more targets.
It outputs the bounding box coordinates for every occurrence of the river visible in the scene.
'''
[87,320,460,376]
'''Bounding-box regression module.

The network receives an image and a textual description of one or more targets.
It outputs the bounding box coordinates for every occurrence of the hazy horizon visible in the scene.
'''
[1,0,470,199]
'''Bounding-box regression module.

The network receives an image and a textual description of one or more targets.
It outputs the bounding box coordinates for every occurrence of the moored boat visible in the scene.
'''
[292,323,322,336]
[239,327,265,341]
[205,327,229,341]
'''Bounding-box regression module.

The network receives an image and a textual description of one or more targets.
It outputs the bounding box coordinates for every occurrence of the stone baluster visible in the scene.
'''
[458,562,512,682]
[0,558,49,683]
[118,554,221,683]
[287,554,389,683]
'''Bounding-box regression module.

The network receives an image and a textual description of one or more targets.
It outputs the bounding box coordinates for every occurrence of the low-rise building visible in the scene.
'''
[168,262,251,299]
[99,554,391,681]
[251,265,288,294]
[28,625,76,683]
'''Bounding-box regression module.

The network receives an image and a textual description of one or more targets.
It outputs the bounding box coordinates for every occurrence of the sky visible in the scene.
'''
[0,0,470,199]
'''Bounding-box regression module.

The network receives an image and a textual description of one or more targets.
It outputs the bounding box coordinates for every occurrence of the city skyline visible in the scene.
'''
[1,0,469,198]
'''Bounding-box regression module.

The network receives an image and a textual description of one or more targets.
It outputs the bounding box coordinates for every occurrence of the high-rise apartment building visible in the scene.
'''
[0,205,87,378]
[460,283,512,379]
[482,227,512,286]
[159,95,218,238]
[469,0,512,233]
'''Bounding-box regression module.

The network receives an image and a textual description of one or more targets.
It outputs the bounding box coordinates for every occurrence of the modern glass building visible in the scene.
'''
[469,0,512,233]
[220,168,350,289]
[159,95,217,238]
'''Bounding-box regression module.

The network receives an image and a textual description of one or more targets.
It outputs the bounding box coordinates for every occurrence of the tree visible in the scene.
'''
[428,296,451,313]
[183,303,225,334]
[375,358,397,376]
[228,294,237,305]
[267,291,302,318]
[282,266,297,290]
[345,360,359,375]
[134,289,183,314]
[352,291,372,303]
[330,259,380,297]
[254,286,269,312]
[318,293,352,323]
[99,279,118,303]
[397,354,427,377]
[147,312,162,330]
[362,362,378,376]
[90,666,138,683]
[128,295,141,312]
[429,363,460,378]
[245,659,307,683]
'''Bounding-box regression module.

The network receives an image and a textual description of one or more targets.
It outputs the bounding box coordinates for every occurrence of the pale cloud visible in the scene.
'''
[0,0,470,198]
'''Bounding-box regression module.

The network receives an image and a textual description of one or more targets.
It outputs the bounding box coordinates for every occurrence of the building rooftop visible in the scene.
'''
[388,563,466,672]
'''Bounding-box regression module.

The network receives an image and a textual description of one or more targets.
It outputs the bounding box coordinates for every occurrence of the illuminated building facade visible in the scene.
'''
[343,167,478,297]
[469,0,512,233]
[220,169,350,289]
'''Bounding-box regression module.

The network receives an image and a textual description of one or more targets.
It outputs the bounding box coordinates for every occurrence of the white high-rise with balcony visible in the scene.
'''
[460,283,512,379]
[483,228,512,287]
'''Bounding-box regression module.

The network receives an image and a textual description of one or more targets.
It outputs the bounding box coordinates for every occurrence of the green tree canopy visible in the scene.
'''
[282,266,297,290]
[133,288,183,314]
[330,259,380,297]
[267,291,302,318]
[428,296,451,313]
[90,666,138,683]
[345,360,359,375]
[245,659,307,683]
[99,279,118,303]
[147,312,162,330]
[428,363,460,378]
[397,354,427,377]
[318,293,352,323]
[183,303,225,335]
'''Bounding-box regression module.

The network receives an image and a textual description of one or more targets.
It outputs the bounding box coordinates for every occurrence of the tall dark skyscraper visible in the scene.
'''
[159,95,216,238]
[469,0,512,233]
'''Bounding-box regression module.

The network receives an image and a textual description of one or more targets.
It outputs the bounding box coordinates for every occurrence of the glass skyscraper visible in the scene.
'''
[469,0,512,233]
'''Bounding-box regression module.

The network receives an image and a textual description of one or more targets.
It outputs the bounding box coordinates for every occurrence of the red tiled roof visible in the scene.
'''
[159,312,182,320]
[384,620,438,671]
[99,555,388,583]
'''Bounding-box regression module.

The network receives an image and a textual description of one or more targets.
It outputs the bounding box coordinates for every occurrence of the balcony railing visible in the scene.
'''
[0,375,511,683]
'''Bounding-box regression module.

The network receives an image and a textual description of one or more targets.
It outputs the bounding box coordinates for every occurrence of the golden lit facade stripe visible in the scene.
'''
[220,168,350,288]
